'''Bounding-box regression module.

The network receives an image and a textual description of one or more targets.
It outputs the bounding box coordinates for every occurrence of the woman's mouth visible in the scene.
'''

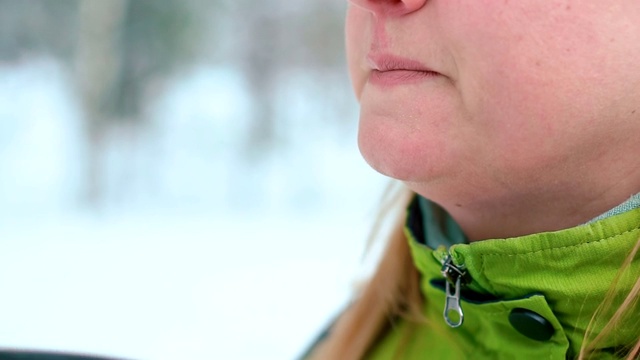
[367,53,440,87]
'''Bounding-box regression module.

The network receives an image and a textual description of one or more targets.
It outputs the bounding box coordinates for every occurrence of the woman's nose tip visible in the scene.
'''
[348,0,427,16]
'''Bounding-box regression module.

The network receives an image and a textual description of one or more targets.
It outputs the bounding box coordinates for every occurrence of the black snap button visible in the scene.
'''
[508,308,555,341]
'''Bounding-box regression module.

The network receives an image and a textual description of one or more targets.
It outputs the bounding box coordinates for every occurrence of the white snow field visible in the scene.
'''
[0,59,388,360]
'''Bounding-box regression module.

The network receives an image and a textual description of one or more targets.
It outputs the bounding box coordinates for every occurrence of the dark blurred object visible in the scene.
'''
[0,350,128,360]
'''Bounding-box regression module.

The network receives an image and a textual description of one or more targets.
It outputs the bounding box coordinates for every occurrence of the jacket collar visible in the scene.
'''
[406,197,640,354]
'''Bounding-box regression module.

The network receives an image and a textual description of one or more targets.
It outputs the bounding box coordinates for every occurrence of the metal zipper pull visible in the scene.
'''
[441,255,467,328]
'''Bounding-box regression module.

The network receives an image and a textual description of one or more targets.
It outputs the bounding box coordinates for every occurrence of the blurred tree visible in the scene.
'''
[75,0,203,205]
[239,2,281,160]
[229,0,347,161]
[0,0,79,62]
[107,0,201,119]
[75,0,128,205]
[0,0,350,208]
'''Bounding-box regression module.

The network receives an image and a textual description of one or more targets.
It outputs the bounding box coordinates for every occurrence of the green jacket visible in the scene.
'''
[366,200,640,359]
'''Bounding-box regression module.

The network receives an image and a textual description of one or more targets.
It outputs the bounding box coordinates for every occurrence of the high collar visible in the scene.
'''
[405,197,640,355]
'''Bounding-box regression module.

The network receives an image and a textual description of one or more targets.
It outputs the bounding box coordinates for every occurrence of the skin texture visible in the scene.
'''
[346,0,640,240]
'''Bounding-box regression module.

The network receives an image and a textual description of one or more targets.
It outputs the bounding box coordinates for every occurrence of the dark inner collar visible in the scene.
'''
[409,195,468,249]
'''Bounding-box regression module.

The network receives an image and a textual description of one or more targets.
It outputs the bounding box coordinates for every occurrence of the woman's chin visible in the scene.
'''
[358,141,443,183]
[358,123,452,180]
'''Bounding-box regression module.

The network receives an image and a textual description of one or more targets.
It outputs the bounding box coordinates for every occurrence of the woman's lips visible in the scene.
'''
[366,53,440,87]
[369,69,439,86]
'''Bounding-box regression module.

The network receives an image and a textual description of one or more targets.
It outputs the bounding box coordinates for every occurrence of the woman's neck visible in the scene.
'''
[409,167,640,241]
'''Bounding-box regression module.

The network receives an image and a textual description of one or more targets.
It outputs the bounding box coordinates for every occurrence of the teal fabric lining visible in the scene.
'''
[587,193,640,224]
[418,196,467,249]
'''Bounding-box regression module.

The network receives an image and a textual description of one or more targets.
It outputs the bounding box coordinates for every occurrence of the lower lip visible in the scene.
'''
[369,69,439,87]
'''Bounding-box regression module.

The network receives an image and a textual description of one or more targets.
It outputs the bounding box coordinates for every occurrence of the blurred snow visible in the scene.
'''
[0,58,387,359]
[0,58,83,215]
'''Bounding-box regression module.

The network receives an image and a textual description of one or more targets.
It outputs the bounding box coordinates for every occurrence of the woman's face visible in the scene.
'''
[347,0,640,202]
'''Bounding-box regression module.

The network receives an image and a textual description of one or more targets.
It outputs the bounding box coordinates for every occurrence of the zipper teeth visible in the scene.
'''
[441,254,466,283]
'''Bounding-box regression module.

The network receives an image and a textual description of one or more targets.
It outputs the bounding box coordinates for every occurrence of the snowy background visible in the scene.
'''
[0,2,389,359]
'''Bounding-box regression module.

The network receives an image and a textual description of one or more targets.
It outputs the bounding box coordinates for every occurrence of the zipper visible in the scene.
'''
[440,251,468,328]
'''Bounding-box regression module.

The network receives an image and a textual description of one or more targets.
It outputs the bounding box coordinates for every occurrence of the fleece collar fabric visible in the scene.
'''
[380,197,640,359]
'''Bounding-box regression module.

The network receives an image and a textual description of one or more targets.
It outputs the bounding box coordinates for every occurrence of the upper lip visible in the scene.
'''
[366,53,437,73]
